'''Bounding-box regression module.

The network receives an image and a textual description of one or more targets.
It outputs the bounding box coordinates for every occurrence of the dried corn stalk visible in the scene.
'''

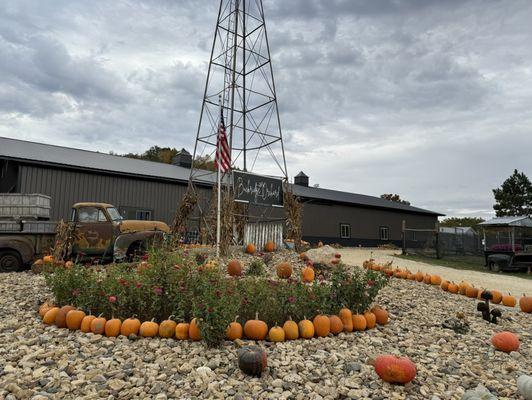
[52,220,77,261]
[284,185,303,253]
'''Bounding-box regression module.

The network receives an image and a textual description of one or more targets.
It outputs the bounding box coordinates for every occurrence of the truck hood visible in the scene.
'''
[118,220,170,234]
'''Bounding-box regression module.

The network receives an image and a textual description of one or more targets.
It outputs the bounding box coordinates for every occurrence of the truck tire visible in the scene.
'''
[0,250,23,272]
[488,261,501,273]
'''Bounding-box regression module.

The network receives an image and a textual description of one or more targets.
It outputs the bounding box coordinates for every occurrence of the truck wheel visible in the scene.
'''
[0,250,23,272]
[488,261,501,273]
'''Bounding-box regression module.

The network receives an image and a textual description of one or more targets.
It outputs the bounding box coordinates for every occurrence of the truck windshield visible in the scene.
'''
[106,207,123,221]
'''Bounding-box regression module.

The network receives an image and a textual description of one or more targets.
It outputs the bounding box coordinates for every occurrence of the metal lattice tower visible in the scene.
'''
[181,0,288,241]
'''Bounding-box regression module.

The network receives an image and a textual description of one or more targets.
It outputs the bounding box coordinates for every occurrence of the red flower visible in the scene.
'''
[208,307,214,313]
[153,286,163,295]
[119,278,128,287]
[288,296,295,303]
[367,280,375,287]
[109,295,117,303]
[141,254,149,261]
[135,282,142,289]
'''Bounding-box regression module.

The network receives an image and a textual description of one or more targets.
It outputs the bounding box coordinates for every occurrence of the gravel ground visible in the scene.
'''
[0,271,530,400]
[339,248,531,297]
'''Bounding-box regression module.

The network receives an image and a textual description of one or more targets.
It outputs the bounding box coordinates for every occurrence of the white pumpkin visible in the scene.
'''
[461,385,497,400]
[517,375,532,400]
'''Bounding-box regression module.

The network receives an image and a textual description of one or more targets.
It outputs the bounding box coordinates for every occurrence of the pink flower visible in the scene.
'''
[135,282,142,289]
[153,286,163,295]
[367,280,375,287]
[288,296,295,303]
[72,289,80,296]
[119,278,128,287]
[109,295,117,303]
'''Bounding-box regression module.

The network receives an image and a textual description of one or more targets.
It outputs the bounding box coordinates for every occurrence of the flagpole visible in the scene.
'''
[216,95,222,258]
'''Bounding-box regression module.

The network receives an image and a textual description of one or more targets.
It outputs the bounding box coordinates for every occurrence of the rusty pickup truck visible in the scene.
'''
[0,197,170,272]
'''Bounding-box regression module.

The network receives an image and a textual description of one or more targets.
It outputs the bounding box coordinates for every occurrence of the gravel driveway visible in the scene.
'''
[339,248,531,297]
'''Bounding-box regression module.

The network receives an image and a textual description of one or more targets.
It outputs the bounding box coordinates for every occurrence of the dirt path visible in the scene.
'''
[339,248,531,297]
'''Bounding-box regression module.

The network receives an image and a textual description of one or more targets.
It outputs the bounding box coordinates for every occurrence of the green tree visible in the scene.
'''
[493,169,532,217]
[380,194,410,206]
[440,217,485,228]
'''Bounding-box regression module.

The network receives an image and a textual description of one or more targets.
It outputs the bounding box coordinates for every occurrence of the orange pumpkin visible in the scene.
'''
[227,259,243,277]
[339,308,353,332]
[139,320,159,338]
[244,313,268,340]
[491,331,520,353]
[90,316,107,335]
[245,243,256,254]
[268,325,285,342]
[189,318,202,341]
[64,261,74,269]
[175,322,190,340]
[105,318,122,337]
[264,241,276,252]
[519,294,532,313]
[313,314,331,337]
[352,314,367,331]
[226,317,243,341]
[393,269,403,278]
[299,252,309,261]
[371,306,389,325]
[491,290,503,304]
[121,317,141,336]
[440,280,450,291]
[502,293,517,307]
[80,315,96,333]
[276,262,293,279]
[43,255,54,264]
[298,318,315,339]
[448,282,459,294]
[43,307,60,325]
[65,309,86,330]
[407,273,416,281]
[282,317,299,340]
[465,286,479,299]
[374,355,416,384]
[423,274,431,284]
[430,275,442,285]
[55,305,76,328]
[329,315,343,335]
[459,281,471,295]
[159,317,177,338]
[39,301,55,318]
[301,266,315,283]
[364,311,377,329]
[415,271,424,282]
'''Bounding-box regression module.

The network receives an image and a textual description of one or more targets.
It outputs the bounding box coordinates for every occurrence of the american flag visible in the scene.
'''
[215,112,231,172]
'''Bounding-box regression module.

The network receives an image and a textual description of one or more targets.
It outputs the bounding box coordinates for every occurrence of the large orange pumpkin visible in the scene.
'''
[430,275,442,285]
[339,308,353,332]
[519,294,532,313]
[298,318,315,339]
[491,290,503,304]
[415,271,424,282]
[282,317,299,340]
[139,320,159,338]
[264,241,276,252]
[448,282,459,294]
[440,280,450,291]
[423,274,432,284]
[189,318,202,341]
[364,311,377,329]
[301,266,315,283]
[80,315,96,333]
[65,309,86,330]
[227,260,243,277]
[55,305,76,328]
[374,355,417,384]
[43,307,60,325]
[105,318,122,337]
[244,313,268,340]
[268,325,285,342]
[313,314,330,337]
[491,331,520,353]
[371,306,389,325]
[90,316,107,335]
[352,314,367,331]
[465,286,479,298]
[245,243,256,254]
[121,317,141,336]
[159,317,177,338]
[329,315,343,335]
[39,302,55,318]
[276,262,293,279]
[502,294,517,307]
[226,317,243,341]
[175,322,190,340]
[459,281,471,295]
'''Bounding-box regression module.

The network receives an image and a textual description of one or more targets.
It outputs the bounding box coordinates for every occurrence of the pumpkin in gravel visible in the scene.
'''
[43,255,53,264]
[282,317,299,340]
[245,243,256,254]
[339,308,353,332]
[268,325,285,342]
[175,322,190,340]
[276,262,292,279]
[227,259,243,277]
[105,318,122,337]
[80,315,96,333]
[264,241,276,252]
[139,319,159,338]
[393,269,403,278]
[491,331,520,353]
[226,317,243,341]
[440,280,450,291]
[301,266,315,283]
[121,317,141,336]
[189,318,202,341]
[491,290,503,304]
[423,274,431,284]
[407,272,416,281]
[237,345,267,377]
[298,317,315,339]
[459,281,471,295]
[465,286,479,299]
[448,282,459,294]
[90,315,107,335]
[55,305,76,328]
[313,314,331,337]
[43,307,60,325]
[502,293,517,307]
[519,294,532,313]
[352,314,367,331]
[374,355,416,384]
[329,315,343,335]
[39,301,55,318]
[415,271,424,282]
[300,252,309,261]
[371,306,389,325]
[159,317,177,338]
[364,311,377,329]
[65,309,86,330]
[244,313,268,340]
[430,275,442,285]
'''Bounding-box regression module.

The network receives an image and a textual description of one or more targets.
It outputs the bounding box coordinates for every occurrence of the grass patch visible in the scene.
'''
[395,253,532,280]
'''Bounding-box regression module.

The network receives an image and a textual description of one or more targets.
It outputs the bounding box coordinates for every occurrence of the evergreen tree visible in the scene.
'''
[493,169,532,216]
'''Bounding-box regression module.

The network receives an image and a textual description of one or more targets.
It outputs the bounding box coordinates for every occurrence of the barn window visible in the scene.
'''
[136,210,152,220]
[411,231,417,241]
[340,223,351,239]
[379,226,389,241]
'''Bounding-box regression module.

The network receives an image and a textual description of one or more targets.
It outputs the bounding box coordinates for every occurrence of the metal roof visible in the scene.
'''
[478,216,532,227]
[1,136,442,216]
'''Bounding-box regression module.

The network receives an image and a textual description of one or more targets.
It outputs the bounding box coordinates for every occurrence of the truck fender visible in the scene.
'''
[0,236,35,265]
[113,231,166,262]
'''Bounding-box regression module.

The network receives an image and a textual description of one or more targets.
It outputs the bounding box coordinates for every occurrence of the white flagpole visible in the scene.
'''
[216,96,222,258]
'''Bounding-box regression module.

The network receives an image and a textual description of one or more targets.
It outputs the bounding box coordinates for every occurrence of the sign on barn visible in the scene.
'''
[233,171,284,207]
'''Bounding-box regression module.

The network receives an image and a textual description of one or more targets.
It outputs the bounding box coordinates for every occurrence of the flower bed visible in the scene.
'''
[41,249,388,346]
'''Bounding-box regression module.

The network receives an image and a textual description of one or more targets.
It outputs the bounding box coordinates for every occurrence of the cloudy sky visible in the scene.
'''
[1,0,532,218]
